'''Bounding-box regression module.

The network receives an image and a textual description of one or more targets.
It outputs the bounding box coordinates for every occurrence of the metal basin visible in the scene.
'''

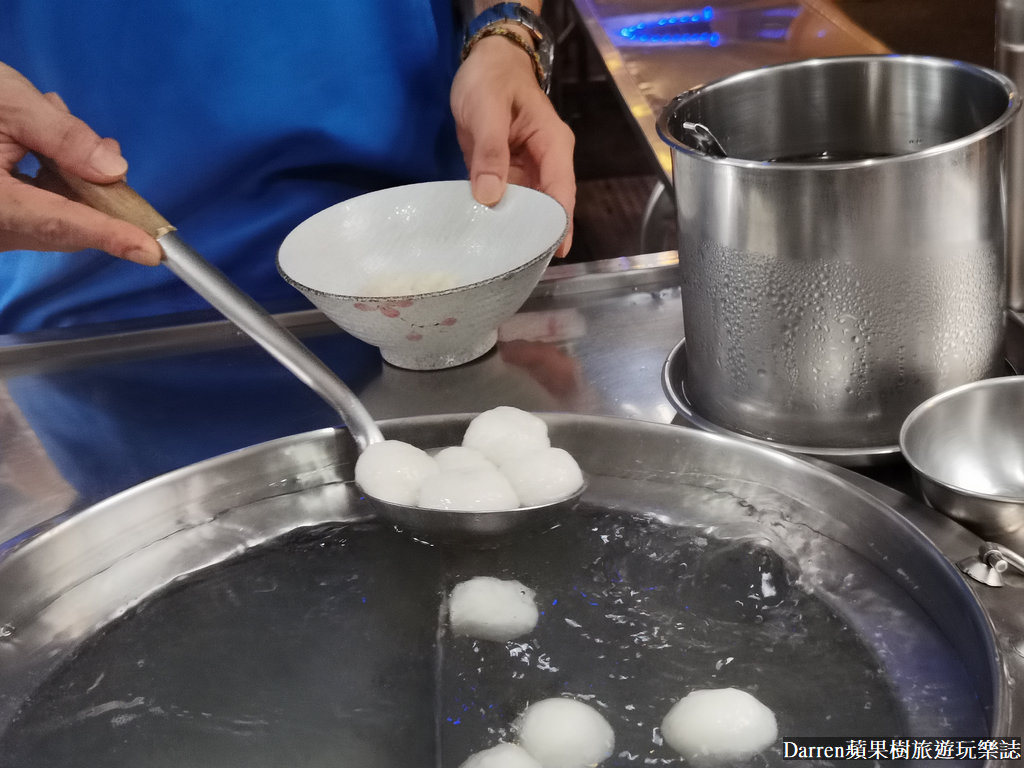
[0,415,1007,765]
[658,55,1018,450]
[901,376,1024,547]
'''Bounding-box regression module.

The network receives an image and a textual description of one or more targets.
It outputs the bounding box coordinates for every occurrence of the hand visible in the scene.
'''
[0,62,162,264]
[451,34,576,256]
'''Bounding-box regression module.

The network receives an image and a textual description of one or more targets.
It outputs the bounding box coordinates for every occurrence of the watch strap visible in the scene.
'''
[462,2,554,93]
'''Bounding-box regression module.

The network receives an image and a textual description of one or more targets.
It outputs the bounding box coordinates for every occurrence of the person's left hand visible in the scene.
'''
[451,32,576,256]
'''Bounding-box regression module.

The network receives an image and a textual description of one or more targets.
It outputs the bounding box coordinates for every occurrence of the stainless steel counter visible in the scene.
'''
[1,251,1022,664]
[0,252,673,541]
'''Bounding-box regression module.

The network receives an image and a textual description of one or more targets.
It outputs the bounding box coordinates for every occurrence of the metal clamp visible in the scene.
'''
[958,541,1024,587]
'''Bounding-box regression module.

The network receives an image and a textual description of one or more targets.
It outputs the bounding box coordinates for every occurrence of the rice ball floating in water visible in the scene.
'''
[463,405,551,465]
[660,688,778,765]
[418,467,520,511]
[449,576,538,641]
[501,447,585,506]
[354,440,438,506]
[459,743,543,768]
[514,697,615,768]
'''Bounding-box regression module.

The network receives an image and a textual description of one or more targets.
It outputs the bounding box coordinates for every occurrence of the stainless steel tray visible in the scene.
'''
[0,415,1007,766]
[661,337,901,467]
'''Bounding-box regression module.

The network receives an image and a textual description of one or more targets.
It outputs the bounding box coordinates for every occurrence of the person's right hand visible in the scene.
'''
[0,62,162,265]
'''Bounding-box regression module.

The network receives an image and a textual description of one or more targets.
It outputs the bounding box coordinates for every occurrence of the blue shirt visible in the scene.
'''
[1,1,467,332]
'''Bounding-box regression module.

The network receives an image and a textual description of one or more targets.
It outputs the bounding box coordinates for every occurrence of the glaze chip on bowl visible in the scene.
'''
[277,180,568,370]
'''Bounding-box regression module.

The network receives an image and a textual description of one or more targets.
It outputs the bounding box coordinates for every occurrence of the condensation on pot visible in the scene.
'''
[659,55,1017,449]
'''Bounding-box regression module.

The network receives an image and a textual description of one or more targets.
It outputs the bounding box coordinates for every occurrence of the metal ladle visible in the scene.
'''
[680,121,727,158]
[39,158,583,541]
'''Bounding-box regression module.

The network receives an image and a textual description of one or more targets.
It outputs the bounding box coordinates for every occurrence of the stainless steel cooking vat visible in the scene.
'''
[658,55,1019,449]
[998,0,1024,311]
[0,415,1010,765]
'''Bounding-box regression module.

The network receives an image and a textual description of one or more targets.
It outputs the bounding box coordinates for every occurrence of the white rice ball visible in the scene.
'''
[514,697,615,768]
[459,743,542,768]
[354,440,438,506]
[449,576,539,641]
[434,445,497,472]
[500,447,584,506]
[660,688,778,765]
[463,406,551,466]
[417,467,520,511]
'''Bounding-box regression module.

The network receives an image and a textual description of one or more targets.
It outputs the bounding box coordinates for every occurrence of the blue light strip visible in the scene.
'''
[616,6,720,47]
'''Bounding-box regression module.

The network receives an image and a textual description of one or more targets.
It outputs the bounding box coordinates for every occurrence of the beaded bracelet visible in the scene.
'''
[461,26,547,91]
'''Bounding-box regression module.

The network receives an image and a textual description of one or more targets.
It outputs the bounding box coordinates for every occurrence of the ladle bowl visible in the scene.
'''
[368,480,585,543]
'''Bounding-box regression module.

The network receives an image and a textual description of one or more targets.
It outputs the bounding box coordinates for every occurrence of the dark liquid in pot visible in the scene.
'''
[0,511,953,767]
[766,150,898,163]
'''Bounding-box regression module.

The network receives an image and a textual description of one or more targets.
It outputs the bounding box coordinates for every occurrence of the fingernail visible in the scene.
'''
[559,234,573,257]
[88,144,128,177]
[474,173,504,206]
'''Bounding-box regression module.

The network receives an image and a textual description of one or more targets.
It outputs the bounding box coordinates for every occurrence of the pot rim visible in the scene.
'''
[657,54,1022,169]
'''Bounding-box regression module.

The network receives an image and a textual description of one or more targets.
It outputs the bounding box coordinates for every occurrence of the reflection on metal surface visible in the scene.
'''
[605,4,824,49]
[0,382,77,537]
[997,0,1024,309]
[1010,310,1024,373]
[570,0,889,177]
[609,6,720,47]
[660,337,902,467]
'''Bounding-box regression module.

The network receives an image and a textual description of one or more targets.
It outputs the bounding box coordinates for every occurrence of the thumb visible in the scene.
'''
[0,63,128,182]
[467,108,512,207]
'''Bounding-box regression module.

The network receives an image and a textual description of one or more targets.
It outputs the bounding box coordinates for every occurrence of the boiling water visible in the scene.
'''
[0,513,926,767]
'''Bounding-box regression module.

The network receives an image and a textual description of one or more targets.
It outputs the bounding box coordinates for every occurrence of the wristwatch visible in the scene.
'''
[463,2,554,93]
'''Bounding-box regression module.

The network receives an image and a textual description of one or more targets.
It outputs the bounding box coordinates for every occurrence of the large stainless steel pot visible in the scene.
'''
[0,415,1014,765]
[658,55,1019,449]
[998,0,1024,311]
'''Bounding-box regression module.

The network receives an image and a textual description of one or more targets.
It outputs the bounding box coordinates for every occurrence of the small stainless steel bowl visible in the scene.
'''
[899,376,1024,542]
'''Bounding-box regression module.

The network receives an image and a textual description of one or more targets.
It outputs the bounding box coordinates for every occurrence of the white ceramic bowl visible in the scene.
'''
[278,181,568,370]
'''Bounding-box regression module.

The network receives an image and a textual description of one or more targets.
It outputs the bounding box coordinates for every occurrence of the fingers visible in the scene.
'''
[501,93,576,258]
[0,62,128,182]
[531,117,576,257]
[0,63,161,263]
[452,38,578,258]
[467,106,513,207]
[0,176,162,265]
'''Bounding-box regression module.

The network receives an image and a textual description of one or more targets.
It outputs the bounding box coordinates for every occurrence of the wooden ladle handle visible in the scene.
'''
[34,154,176,239]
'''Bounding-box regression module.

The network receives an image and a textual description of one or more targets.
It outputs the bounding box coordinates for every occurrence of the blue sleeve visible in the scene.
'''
[0,1,467,332]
